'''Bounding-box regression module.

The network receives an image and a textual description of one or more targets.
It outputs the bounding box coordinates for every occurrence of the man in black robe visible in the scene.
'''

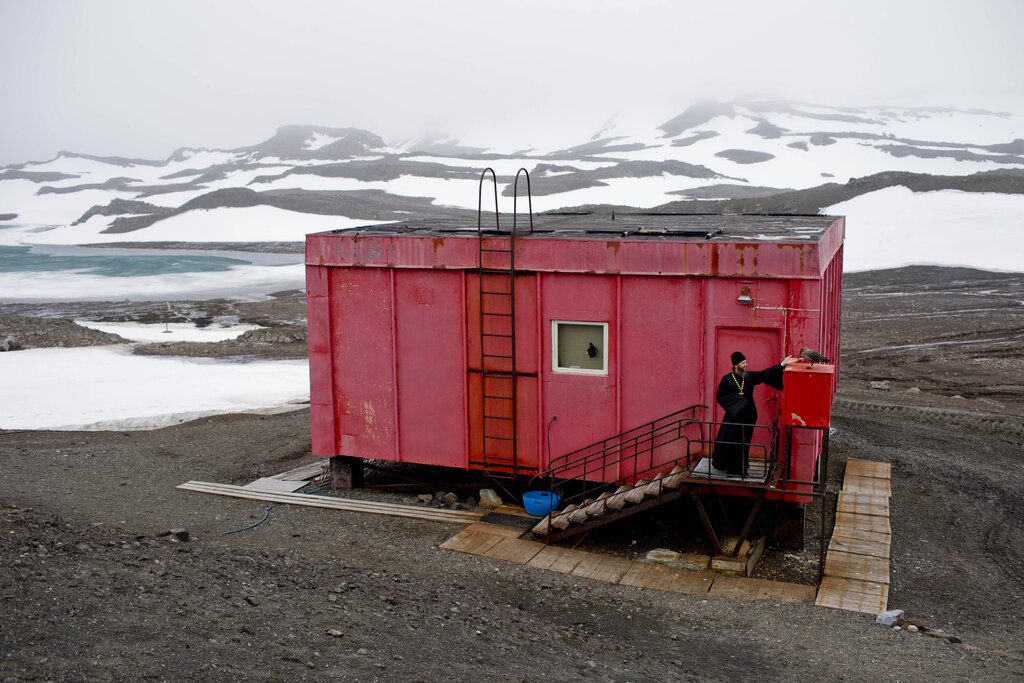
[711,351,798,475]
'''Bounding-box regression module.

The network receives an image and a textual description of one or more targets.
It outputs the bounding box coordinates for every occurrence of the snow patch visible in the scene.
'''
[74,321,261,342]
[0,346,309,431]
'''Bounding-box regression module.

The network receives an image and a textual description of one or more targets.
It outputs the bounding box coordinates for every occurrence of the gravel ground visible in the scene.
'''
[1,265,1023,680]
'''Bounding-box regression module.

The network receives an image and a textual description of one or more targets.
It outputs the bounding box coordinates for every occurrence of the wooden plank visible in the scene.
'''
[824,550,890,584]
[177,481,483,524]
[842,476,891,497]
[816,576,888,613]
[710,576,816,603]
[480,537,545,564]
[243,477,308,493]
[271,460,327,481]
[830,525,892,544]
[828,535,890,559]
[836,495,890,518]
[662,570,715,595]
[526,545,589,574]
[465,522,527,539]
[620,563,675,590]
[494,504,529,517]
[834,511,891,535]
[440,529,503,555]
[845,459,891,480]
[571,554,632,584]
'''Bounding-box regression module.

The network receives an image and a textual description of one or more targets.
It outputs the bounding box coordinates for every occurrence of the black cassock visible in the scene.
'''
[711,363,785,475]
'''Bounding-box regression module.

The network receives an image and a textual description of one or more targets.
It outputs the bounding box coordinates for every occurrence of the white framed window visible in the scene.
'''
[552,320,608,375]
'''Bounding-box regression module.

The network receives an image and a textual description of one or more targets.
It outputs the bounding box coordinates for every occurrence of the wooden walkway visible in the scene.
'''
[815,457,892,614]
[441,522,816,604]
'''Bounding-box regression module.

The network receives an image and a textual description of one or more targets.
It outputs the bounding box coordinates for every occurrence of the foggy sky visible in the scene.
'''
[2,0,1023,165]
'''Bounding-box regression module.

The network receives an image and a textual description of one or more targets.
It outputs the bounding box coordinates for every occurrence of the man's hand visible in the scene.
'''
[782,356,800,366]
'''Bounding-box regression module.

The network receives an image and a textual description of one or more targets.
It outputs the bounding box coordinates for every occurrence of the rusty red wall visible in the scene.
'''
[307,222,844,497]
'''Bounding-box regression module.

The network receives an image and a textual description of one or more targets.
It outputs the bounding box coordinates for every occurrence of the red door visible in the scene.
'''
[714,327,782,456]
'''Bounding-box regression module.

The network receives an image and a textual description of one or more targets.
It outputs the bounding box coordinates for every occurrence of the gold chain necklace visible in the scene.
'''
[731,372,745,397]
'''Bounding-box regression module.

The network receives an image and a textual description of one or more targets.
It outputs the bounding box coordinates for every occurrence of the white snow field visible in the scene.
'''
[0,261,305,302]
[73,321,261,342]
[0,346,309,431]
[26,206,374,245]
[827,187,1024,272]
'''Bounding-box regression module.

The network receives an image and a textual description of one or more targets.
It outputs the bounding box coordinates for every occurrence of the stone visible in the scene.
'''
[440,492,458,506]
[416,494,433,504]
[478,488,503,508]
[245,596,259,606]
[645,548,680,564]
[678,553,712,571]
[0,335,21,352]
[904,387,921,394]
[876,609,904,626]
[868,380,890,391]
[906,624,919,633]
[327,594,338,603]
[159,528,190,542]
[325,629,343,638]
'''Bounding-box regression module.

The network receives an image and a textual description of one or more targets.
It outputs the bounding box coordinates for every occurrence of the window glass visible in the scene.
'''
[554,321,607,373]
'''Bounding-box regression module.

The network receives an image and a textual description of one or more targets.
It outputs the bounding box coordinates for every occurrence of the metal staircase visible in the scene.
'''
[473,168,534,477]
[529,406,783,559]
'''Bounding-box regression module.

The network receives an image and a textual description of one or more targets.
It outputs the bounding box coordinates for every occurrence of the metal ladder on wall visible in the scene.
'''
[475,168,534,477]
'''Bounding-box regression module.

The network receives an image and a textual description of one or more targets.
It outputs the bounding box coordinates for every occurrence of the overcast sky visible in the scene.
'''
[1,0,1023,165]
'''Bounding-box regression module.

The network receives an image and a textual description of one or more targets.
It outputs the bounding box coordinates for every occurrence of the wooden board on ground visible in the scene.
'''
[830,525,892,545]
[480,536,545,564]
[845,459,891,480]
[271,461,326,482]
[834,511,891,535]
[828,535,890,559]
[816,576,889,614]
[836,493,890,518]
[439,529,503,555]
[243,477,308,493]
[619,563,714,595]
[571,554,633,584]
[465,522,527,539]
[178,481,483,524]
[842,476,892,497]
[710,576,817,604]
[526,545,590,574]
[824,550,891,584]
[494,504,529,517]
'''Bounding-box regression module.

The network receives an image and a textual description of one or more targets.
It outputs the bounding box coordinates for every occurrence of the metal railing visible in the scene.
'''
[531,404,706,509]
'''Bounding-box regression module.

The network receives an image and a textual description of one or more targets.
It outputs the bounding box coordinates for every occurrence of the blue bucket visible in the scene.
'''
[522,490,561,517]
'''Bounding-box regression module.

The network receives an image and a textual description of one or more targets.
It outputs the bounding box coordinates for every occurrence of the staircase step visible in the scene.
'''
[531,515,551,536]
[663,465,687,490]
[624,480,650,505]
[550,504,580,531]
[641,472,668,497]
[584,492,613,518]
[606,486,631,511]
[568,502,592,526]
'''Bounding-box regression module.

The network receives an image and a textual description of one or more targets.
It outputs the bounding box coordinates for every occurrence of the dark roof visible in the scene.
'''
[323,212,840,242]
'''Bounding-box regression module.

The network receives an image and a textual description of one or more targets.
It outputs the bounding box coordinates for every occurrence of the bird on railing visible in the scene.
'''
[800,347,831,366]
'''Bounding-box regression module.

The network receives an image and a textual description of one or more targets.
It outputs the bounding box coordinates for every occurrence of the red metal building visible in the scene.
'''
[305,210,843,507]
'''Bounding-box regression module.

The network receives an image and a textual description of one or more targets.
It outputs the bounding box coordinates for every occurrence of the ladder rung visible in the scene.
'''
[484,415,514,421]
[483,394,513,400]
[481,248,512,253]
[482,353,513,358]
[484,435,515,442]
[481,332,513,338]
[482,312,512,317]
[481,290,512,295]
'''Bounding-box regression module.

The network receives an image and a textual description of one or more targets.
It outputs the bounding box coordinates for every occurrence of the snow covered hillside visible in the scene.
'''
[2,100,1024,272]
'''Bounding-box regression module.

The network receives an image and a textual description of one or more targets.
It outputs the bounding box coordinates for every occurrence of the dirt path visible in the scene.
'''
[1,408,1022,681]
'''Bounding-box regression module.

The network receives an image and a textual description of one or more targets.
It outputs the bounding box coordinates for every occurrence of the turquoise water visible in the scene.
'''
[0,245,251,277]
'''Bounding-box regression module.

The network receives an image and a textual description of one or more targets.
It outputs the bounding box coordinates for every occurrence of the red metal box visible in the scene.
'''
[781,364,835,428]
